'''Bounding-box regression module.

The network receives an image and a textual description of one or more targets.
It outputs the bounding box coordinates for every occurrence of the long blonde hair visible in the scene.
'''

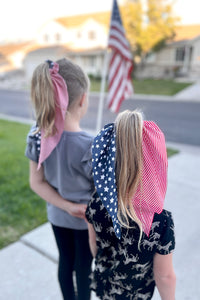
[31,58,89,137]
[115,110,143,240]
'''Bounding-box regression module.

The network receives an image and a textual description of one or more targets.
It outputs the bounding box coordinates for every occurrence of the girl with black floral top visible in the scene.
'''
[86,110,176,300]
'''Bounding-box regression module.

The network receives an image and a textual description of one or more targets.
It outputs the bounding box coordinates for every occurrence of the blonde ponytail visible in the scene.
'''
[31,62,56,137]
[31,58,89,137]
[115,110,143,244]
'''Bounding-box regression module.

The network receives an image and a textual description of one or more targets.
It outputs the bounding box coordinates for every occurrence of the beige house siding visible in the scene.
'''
[136,36,200,79]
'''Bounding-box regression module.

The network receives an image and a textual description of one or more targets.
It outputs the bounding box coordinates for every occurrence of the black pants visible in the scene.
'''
[52,224,92,300]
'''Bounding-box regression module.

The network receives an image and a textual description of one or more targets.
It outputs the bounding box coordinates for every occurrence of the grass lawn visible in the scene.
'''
[0,120,47,249]
[90,78,192,96]
[0,119,179,249]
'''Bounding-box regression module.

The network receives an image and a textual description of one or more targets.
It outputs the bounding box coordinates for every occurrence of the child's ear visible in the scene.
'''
[79,93,86,107]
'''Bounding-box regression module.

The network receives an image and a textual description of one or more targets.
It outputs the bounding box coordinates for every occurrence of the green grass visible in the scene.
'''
[167,148,179,157]
[90,78,192,96]
[0,120,47,249]
[0,119,179,249]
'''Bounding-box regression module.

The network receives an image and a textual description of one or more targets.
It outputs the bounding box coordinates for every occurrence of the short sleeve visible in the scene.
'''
[81,143,93,181]
[156,211,175,255]
[25,125,41,163]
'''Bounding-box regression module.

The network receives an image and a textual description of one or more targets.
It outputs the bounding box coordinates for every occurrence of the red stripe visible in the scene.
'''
[108,56,122,90]
[109,44,132,61]
[115,93,125,113]
[109,33,130,52]
[110,24,125,37]
[109,51,118,70]
[114,76,129,112]
[108,75,124,109]
[107,0,134,113]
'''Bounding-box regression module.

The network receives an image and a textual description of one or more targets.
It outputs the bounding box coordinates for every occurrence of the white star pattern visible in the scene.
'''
[92,123,121,239]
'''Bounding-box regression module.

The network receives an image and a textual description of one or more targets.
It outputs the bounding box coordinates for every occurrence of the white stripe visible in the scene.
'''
[107,57,124,105]
[110,78,126,112]
[108,65,125,110]
[109,59,133,111]
[111,75,133,112]
[109,28,130,48]
[108,39,132,60]
[109,54,121,81]
[110,20,125,35]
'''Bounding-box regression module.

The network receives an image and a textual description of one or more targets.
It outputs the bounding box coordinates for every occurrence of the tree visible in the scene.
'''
[121,0,179,59]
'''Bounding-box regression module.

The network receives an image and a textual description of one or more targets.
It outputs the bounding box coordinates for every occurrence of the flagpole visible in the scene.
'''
[96,49,109,133]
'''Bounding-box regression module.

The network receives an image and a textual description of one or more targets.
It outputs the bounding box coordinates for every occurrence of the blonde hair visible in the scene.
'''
[31,58,89,137]
[115,110,143,242]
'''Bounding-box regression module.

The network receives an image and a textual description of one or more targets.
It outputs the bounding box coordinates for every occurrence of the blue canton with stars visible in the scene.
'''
[92,123,121,239]
[111,0,123,25]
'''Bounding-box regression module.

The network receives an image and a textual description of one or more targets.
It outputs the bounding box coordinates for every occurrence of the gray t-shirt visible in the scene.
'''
[25,125,94,230]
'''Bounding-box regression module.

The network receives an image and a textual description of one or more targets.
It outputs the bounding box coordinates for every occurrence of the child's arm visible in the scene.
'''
[87,223,97,257]
[153,252,176,300]
[29,160,87,219]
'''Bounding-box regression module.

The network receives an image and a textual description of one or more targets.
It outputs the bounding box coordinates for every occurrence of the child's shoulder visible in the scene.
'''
[26,124,39,137]
[25,124,41,163]
[73,130,94,150]
[81,130,94,141]
[153,209,173,222]
[150,209,175,237]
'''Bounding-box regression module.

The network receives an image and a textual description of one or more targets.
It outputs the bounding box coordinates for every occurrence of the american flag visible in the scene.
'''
[107,0,134,113]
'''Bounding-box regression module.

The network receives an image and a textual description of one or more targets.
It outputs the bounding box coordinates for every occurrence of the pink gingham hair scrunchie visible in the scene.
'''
[37,61,69,170]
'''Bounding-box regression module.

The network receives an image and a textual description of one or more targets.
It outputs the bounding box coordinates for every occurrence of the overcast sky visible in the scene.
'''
[0,0,199,43]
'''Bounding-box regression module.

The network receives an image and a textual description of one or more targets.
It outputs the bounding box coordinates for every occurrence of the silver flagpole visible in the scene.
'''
[96,49,109,133]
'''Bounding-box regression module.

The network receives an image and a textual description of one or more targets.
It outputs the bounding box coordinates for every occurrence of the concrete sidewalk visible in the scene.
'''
[0,142,199,299]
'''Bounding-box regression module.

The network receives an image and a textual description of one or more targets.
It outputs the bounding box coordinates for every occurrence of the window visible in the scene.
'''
[88,31,96,40]
[55,33,61,42]
[43,34,49,43]
[77,31,81,38]
[175,47,185,61]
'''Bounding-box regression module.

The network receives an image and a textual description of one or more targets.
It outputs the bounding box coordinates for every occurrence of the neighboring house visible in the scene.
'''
[23,11,111,78]
[0,42,32,77]
[136,24,200,79]
[0,11,111,80]
[37,11,110,49]
[2,12,200,81]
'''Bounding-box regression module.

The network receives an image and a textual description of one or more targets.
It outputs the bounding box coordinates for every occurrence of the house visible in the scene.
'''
[0,42,32,78]
[24,45,106,80]
[37,11,110,49]
[136,24,200,79]
[23,11,111,79]
[0,11,111,80]
[2,11,199,81]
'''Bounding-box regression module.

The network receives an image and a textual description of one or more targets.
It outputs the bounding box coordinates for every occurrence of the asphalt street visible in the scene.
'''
[0,89,200,146]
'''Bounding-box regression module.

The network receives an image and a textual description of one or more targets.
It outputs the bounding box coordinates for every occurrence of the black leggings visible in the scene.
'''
[51,224,92,300]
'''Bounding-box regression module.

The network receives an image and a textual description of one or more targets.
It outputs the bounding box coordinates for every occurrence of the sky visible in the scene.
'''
[0,0,200,43]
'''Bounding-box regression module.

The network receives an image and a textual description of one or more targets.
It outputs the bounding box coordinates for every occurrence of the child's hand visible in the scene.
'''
[67,202,87,219]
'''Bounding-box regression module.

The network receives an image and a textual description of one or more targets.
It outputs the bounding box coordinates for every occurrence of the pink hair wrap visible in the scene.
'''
[132,121,168,236]
[37,62,69,170]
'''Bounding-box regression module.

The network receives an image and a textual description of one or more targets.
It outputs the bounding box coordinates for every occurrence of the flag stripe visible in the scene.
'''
[109,32,130,51]
[107,0,134,113]
[108,52,121,84]
[108,40,132,60]
[109,67,127,112]
[108,56,124,107]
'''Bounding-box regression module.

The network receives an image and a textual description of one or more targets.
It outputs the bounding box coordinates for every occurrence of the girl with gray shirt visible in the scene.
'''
[25,58,94,300]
